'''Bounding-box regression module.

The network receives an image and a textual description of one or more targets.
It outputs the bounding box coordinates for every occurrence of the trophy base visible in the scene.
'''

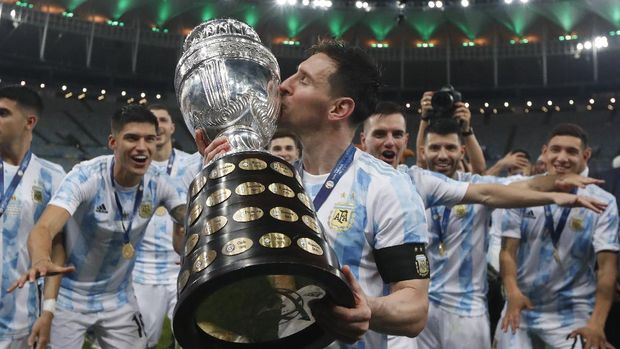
[173,262,353,349]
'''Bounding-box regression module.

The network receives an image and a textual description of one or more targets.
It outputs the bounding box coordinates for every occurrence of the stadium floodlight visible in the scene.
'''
[356,1,363,8]
[594,36,608,49]
[287,0,297,5]
[10,10,16,18]
[547,100,553,106]
[526,101,532,107]
[101,89,106,95]
[611,97,616,103]
[569,99,574,105]
[484,102,489,108]
[428,1,435,8]
[156,94,162,100]
[20,80,25,86]
[576,42,584,50]
[61,85,67,91]
[302,0,310,5]
[465,102,470,108]
[461,0,469,7]
[504,0,513,3]
[140,92,146,98]
[40,83,45,89]
[435,1,443,8]
[405,103,411,108]
[519,0,528,3]
[583,41,592,50]
[504,102,509,107]
[589,98,595,104]
[121,90,127,96]
[276,0,286,5]
[82,87,87,93]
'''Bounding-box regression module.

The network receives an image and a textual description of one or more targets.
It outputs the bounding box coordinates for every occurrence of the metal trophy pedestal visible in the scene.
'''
[174,152,353,348]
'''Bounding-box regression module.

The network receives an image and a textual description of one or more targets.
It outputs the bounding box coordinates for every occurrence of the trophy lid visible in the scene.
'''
[183,19,262,53]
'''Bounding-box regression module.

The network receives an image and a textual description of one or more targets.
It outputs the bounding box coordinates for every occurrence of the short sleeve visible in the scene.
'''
[500,208,523,240]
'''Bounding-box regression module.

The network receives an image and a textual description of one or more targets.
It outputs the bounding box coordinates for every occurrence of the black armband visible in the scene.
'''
[373,243,430,282]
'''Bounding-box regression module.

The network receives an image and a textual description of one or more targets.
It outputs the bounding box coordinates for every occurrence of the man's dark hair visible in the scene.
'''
[111,104,158,134]
[0,85,43,115]
[510,148,531,160]
[374,101,404,117]
[547,123,589,148]
[147,103,172,115]
[308,39,381,126]
[270,128,303,155]
[424,118,464,144]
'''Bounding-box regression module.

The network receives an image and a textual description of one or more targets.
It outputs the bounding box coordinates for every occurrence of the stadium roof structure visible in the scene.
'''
[1,0,620,96]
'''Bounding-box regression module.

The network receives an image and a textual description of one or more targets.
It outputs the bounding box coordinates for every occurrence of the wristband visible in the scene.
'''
[462,128,474,137]
[42,299,56,314]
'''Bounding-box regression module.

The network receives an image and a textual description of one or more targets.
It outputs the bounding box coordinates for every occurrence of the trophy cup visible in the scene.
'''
[173,19,354,349]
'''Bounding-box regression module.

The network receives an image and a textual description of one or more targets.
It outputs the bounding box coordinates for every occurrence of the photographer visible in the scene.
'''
[416,88,486,174]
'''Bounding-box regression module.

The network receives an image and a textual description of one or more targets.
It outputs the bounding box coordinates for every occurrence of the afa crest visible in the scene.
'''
[139,202,153,218]
[329,201,355,232]
[569,216,584,232]
[31,185,44,204]
[415,254,429,277]
[453,204,468,218]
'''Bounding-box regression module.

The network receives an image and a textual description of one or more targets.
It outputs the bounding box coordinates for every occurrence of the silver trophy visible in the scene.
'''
[173,19,353,349]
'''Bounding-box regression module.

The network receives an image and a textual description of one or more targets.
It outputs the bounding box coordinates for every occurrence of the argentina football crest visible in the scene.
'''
[328,196,355,232]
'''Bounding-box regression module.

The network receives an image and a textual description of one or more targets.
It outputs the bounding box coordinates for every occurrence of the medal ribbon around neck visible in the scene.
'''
[295,144,356,211]
[109,159,144,252]
[165,149,176,175]
[0,150,32,218]
[543,188,577,251]
[430,206,451,247]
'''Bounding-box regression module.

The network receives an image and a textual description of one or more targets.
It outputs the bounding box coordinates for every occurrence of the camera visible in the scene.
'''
[430,85,462,119]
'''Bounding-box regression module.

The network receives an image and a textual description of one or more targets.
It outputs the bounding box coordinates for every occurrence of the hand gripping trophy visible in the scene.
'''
[173,19,353,349]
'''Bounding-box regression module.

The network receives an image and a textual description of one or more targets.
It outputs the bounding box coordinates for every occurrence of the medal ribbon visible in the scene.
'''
[0,150,32,218]
[295,144,356,211]
[430,206,451,244]
[109,159,144,245]
[166,149,176,175]
[542,188,577,249]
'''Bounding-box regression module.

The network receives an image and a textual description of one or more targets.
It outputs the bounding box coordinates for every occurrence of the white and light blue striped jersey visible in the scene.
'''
[501,184,619,331]
[49,155,186,314]
[305,150,428,349]
[400,165,469,209]
[423,172,513,317]
[132,149,193,285]
[180,152,203,191]
[0,154,65,340]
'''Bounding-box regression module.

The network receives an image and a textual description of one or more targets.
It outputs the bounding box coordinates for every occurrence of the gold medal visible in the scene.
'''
[122,243,135,259]
[438,242,446,256]
[454,205,467,218]
[155,206,167,216]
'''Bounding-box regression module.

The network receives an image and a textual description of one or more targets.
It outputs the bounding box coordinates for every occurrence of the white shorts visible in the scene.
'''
[134,282,177,347]
[0,337,28,349]
[50,301,147,349]
[494,306,589,349]
[417,302,490,349]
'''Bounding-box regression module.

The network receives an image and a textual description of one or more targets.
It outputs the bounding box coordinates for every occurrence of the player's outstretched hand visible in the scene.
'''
[7,260,74,293]
[552,193,608,214]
